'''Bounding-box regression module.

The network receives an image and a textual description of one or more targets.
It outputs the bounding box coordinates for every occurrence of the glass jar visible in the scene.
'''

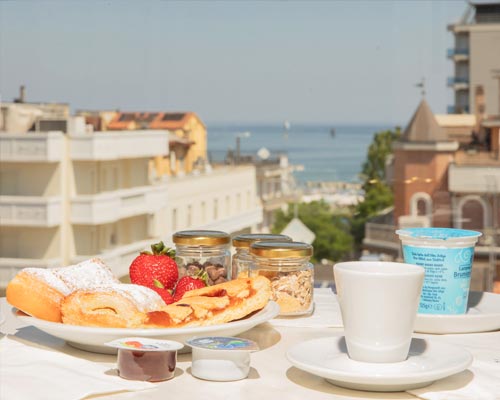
[232,234,292,279]
[172,230,231,286]
[249,241,314,316]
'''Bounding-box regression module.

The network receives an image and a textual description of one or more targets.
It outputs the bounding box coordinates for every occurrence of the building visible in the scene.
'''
[0,122,170,287]
[363,99,500,292]
[447,1,500,115]
[224,150,301,233]
[104,111,208,177]
[1,87,70,134]
[102,110,263,237]
[164,165,263,239]
[0,96,265,288]
[76,110,119,131]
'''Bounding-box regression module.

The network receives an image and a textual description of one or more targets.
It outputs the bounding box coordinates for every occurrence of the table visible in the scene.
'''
[1,297,499,400]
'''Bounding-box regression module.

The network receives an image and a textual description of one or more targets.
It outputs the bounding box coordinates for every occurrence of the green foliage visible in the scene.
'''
[352,128,401,246]
[272,200,353,263]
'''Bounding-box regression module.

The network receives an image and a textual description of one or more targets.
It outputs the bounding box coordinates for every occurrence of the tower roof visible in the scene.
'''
[402,100,448,142]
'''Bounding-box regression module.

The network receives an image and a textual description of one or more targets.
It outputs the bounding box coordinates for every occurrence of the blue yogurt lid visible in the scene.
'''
[396,227,482,241]
[186,336,259,351]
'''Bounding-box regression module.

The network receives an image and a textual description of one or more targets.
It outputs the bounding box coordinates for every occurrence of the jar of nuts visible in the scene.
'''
[232,233,292,279]
[173,230,231,286]
[249,241,314,316]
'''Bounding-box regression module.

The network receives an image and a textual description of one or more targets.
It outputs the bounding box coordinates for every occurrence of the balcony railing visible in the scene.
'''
[449,163,500,193]
[447,105,470,114]
[0,132,64,162]
[0,196,63,227]
[447,48,470,58]
[69,130,169,160]
[362,222,400,253]
[71,184,168,224]
[447,77,470,87]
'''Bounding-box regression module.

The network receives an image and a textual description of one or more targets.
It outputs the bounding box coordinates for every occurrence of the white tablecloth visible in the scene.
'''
[1,290,500,400]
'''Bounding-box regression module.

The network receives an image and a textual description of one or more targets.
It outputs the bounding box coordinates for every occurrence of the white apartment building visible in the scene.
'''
[164,165,263,241]
[0,128,170,286]
[448,1,500,115]
[0,125,264,289]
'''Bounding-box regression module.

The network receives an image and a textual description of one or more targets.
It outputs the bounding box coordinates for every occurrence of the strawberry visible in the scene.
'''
[129,241,178,292]
[150,280,175,304]
[173,273,207,302]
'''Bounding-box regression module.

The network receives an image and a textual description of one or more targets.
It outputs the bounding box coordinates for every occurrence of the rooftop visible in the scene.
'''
[402,99,448,142]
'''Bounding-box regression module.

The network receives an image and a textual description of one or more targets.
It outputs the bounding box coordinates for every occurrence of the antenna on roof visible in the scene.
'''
[415,77,426,97]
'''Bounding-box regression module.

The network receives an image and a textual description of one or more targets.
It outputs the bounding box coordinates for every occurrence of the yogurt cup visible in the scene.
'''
[186,336,259,381]
[396,227,482,315]
[105,338,183,382]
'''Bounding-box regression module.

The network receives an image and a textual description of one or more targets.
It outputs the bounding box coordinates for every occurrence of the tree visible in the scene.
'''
[272,200,353,263]
[351,128,401,246]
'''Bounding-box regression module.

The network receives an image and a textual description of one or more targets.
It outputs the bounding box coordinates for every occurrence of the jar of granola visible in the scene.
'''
[173,230,231,286]
[249,241,314,316]
[232,234,292,279]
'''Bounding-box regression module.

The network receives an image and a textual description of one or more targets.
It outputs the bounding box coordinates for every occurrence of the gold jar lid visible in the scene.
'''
[232,233,292,248]
[173,230,230,246]
[249,241,313,258]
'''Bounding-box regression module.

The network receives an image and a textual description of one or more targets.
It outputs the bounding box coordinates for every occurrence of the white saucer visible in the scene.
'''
[286,336,472,392]
[415,291,500,334]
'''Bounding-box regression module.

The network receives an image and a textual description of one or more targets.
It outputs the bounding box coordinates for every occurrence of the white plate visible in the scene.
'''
[286,336,472,392]
[13,301,280,354]
[415,291,500,334]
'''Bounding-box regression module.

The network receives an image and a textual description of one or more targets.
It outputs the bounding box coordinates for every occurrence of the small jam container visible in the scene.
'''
[186,336,259,381]
[232,233,292,279]
[173,230,231,285]
[105,338,183,382]
[250,241,314,316]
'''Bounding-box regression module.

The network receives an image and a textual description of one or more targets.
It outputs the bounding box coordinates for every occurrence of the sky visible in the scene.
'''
[0,0,467,125]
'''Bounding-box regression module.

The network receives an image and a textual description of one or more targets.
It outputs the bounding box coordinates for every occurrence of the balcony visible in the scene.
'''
[70,130,169,160]
[261,192,299,211]
[447,48,469,61]
[362,222,400,253]
[0,132,64,162]
[71,184,168,224]
[0,196,63,227]
[447,77,470,90]
[447,105,470,114]
[449,163,500,193]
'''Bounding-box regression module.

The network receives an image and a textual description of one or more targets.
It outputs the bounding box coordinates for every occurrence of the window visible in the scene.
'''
[201,201,206,223]
[457,195,489,230]
[187,204,192,227]
[172,208,177,232]
[410,192,432,219]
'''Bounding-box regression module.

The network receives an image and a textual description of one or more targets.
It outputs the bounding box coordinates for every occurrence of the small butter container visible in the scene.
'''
[186,336,259,381]
[105,337,183,382]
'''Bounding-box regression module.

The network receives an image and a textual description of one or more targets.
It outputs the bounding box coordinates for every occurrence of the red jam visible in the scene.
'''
[117,349,177,382]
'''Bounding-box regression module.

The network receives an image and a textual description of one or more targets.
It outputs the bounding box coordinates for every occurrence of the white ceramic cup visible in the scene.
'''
[334,261,425,363]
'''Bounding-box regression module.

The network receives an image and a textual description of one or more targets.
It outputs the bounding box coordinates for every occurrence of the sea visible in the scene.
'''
[206,124,394,185]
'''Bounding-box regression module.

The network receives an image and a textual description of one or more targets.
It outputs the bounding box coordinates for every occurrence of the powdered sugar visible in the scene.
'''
[23,268,72,296]
[21,258,119,296]
[54,259,119,290]
[87,284,166,312]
